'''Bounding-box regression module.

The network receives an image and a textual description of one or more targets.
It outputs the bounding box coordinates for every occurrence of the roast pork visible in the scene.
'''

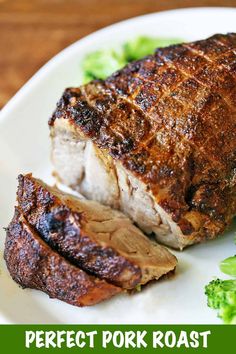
[49,33,236,249]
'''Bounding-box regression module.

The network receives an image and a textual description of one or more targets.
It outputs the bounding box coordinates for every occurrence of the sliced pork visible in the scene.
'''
[4,209,121,307]
[17,174,177,289]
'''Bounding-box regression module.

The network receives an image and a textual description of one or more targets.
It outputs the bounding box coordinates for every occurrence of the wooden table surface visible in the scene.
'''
[1,0,235,108]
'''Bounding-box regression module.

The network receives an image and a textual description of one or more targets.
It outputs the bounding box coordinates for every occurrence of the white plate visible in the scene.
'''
[1,7,236,324]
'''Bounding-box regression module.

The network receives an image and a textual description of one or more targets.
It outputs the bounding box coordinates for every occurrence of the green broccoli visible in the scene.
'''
[81,36,182,83]
[220,255,236,276]
[123,36,181,61]
[205,279,236,324]
[82,48,126,83]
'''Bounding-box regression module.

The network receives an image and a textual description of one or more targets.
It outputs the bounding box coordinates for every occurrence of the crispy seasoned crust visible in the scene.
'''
[17,174,177,288]
[4,208,121,307]
[49,33,236,244]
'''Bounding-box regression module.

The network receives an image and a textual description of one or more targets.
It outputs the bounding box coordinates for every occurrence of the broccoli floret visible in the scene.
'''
[220,255,236,276]
[81,36,182,83]
[205,279,236,324]
[123,36,181,61]
[82,49,126,83]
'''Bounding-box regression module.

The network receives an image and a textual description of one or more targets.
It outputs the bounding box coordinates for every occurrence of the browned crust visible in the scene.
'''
[4,208,121,307]
[49,33,236,242]
[17,174,142,288]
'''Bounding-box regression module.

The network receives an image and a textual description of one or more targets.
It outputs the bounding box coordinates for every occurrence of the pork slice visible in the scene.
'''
[49,33,236,249]
[17,174,177,289]
[4,208,121,307]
